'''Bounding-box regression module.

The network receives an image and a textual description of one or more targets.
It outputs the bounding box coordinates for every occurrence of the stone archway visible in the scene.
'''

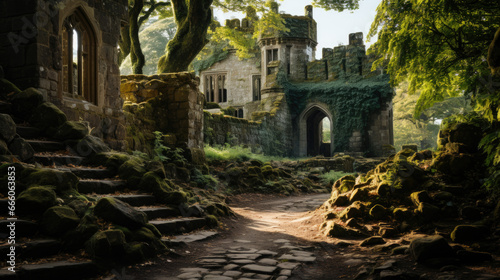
[298,103,334,157]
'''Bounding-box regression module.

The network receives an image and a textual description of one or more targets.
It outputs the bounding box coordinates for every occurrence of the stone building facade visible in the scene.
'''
[0,0,127,149]
[201,4,394,157]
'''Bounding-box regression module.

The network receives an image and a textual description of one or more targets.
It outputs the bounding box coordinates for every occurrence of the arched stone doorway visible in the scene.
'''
[298,103,334,157]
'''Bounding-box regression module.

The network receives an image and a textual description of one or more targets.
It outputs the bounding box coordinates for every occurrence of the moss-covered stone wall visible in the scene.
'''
[121,72,204,159]
[204,95,293,156]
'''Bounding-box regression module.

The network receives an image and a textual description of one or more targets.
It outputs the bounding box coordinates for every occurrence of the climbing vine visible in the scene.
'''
[284,74,393,153]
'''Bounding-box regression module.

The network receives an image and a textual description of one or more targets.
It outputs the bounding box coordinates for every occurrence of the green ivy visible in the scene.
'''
[283,74,393,153]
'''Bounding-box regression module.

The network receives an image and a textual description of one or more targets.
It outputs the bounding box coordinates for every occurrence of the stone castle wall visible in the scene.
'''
[0,0,127,150]
[120,72,205,162]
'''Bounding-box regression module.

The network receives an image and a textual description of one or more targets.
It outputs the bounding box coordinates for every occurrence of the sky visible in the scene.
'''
[214,0,381,59]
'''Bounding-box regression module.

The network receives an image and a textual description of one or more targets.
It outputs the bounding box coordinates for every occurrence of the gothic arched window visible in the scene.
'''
[62,9,97,104]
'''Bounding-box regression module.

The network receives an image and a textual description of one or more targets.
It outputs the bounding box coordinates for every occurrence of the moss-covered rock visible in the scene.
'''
[86,229,127,259]
[54,121,89,140]
[41,206,80,236]
[131,226,167,252]
[69,135,111,157]
[431,152,475,177]
[26,169,79,193]
[393,207,412,221]
[118,157,147,187]
[8,137,35,161]
[410,191,432,207]
[123,242,154,264]
[93,152,131,172]
[0,114,16,143]
[450,225,488,243]
[63,214,100,250]
[94,197,148,229]
[0,78,21,100]
[369,204,388,220]
[17,186,58,216]
[28,102,67,133]
[409,235,455,263]
[416,202,440,221]
[333,175,356,193]
[0,139,10,155]
[10,87,44,118]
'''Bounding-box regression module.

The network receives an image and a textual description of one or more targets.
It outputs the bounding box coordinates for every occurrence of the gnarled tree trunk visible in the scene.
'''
[129,0,145,74]
[157,0,213,73]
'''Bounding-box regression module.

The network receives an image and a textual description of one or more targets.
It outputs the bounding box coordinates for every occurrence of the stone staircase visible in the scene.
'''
[0,108,217,279]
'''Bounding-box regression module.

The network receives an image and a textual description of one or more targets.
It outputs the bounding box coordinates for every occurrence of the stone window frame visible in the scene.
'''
[252,75,261,101]
[58,3,100,107]
[204,72,227,103]
[266,48,279,75]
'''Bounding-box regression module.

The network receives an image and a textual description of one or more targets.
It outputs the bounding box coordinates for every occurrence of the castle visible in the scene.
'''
[201,4,394,157]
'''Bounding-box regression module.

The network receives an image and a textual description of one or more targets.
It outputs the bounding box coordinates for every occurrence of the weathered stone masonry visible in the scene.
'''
[0,0,127,149]
[120,72,205,162]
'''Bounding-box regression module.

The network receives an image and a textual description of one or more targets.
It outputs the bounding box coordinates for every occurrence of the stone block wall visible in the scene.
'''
[367,101,394,156]
[204,96,293,156]
[0,0,128,150]
[121,72,204,153]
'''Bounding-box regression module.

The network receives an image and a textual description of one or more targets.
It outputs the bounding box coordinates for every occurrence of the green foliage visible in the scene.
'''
[393,82,471,150]
[312,0,360,11]
[319,170,355,186]
[191,168,219,190]
[284,75,393,153]
[204,144,294,162]
[121,18,177,75]
[152,131,187,165]
[368,0,500,118]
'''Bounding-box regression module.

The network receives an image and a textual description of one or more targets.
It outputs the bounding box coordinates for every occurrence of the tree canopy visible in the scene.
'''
[368,0,500,118]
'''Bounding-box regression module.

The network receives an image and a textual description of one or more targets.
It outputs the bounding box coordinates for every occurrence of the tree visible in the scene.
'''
[367,0,500,118]
[157,0,364,73]
[119,0,171,74]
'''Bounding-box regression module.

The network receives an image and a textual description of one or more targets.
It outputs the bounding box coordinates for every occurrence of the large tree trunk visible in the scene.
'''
[489,27,500,76]
[157,0,213,73]
[129,0,145,74]
[118,23,131,65]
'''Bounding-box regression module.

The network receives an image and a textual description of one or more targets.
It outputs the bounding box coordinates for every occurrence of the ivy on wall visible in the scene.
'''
[283,74,393,153]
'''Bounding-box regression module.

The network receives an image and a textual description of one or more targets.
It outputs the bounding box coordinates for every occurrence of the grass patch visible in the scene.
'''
[204,145,296,162]
[319,170,355,186]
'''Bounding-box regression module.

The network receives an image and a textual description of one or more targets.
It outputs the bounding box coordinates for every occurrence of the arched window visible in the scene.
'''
[62,9,97,104]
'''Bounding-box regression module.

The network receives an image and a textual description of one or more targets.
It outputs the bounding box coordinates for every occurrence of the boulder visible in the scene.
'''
[448,123,483,151]
[54,121,89,140]
[41,206,80,236]
[118,157,147,186]
[393,207,412,221]
[333,175,356,193]
[376,181,392,196]
[131,226,167,252]
[456,250,493,264]
[28,102,67,133]
[70,135,110,157]
[339,202,364,220]
[86,229,127,258]
[8,137,34,161]
[0,77,21,100]
[94,197,148,229]
[324,221,366,238]
[431,152,475,177]
[0,139,10,155]
[410,191,432,207]
[369,204,388,220]
[350,188,368,202]
[409,235,455,263]
[10,87,44,118]
[450,225,488,243]
[0,114,16,143]
[360,236,386,247]
[331,194,350,206]
[26,169,79,193]
[416,202,440,221]
[17,186,57,216]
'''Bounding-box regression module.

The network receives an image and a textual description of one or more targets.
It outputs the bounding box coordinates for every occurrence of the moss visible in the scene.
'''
[41,206,80,236]
[26,169,79,193]
[118,157,147,187]
[205,102,221,109]
[332,174,356,193]
[28,102,67,134]
[16,186,58,217]
[205,214,219,227]
[54,121,89,140]
[86,229,127,259]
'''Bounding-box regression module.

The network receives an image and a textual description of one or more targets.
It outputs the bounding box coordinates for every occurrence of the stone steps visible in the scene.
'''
[150,217,207,235]
[33,154,85,167]
[78,179,127,194]
[0,239,61,259]
[138,206,179,220]
[0,219,39,238]
[26,140,65,153]
[162,230,218,247]
[106,194,157,207]
[13,261,99,280]
[15,126,41,139]
[67,167,114,179]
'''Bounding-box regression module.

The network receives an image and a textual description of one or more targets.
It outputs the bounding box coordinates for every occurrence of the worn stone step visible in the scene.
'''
[16,126,41,139]
[78,179,127,194]
[33,155,85,166]
[108,194,156,207]
[0,239,61,259]
[0,101,13,115]
[26,140,65,153]
[17,261,99,280]
[138,206,179,220]
[0,219,39,238]
[67,167,114,179]
[162,230,218,247]
[150,217,207,235]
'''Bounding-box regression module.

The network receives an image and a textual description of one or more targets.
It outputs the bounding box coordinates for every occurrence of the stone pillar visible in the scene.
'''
[305,5,313,19]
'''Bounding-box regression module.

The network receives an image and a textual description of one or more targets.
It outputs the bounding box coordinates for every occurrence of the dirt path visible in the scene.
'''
[115,193,500,280]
